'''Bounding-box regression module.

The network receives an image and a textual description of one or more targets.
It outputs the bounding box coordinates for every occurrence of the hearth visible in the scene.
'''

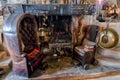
[37,15,72,43]
[2,4,98,77]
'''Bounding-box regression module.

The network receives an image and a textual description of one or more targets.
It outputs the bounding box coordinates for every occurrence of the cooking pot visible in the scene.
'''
[98,28,119,49]
[38,28,51,42]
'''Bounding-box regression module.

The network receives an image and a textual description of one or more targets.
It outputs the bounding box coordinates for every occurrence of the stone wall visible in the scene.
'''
[0,18,4,51]
[0,16,3,44]
[117,0,120,7]
[7,0,27,4]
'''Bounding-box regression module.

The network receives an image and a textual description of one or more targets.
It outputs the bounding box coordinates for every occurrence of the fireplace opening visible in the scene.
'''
[37,15,72,43]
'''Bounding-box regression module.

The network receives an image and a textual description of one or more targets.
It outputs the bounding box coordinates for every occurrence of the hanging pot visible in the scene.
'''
[38,27,51,42]
[98,28,119,49]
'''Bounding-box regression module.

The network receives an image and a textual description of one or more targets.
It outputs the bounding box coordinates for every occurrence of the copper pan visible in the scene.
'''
[98,28,119,49]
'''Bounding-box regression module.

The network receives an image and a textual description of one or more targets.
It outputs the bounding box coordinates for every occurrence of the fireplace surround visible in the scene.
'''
[2,4,100,77]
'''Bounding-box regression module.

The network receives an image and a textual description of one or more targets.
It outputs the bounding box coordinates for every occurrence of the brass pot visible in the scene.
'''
[38,28,51,42]
[58,0,69,4]
[98,28,119,49]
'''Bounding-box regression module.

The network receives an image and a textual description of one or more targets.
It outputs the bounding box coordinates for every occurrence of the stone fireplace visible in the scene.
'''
[2,3,120,79]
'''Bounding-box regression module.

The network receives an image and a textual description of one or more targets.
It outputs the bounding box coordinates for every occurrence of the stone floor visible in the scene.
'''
[3,65,120,80]
[1,48,120,80]
[2,55,120,80]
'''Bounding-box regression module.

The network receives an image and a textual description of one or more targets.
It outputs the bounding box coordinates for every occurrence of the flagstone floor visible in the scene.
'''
[2,56,120,80]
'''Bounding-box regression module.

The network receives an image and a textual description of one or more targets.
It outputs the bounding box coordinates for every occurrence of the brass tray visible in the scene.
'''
[98,28,119,49]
